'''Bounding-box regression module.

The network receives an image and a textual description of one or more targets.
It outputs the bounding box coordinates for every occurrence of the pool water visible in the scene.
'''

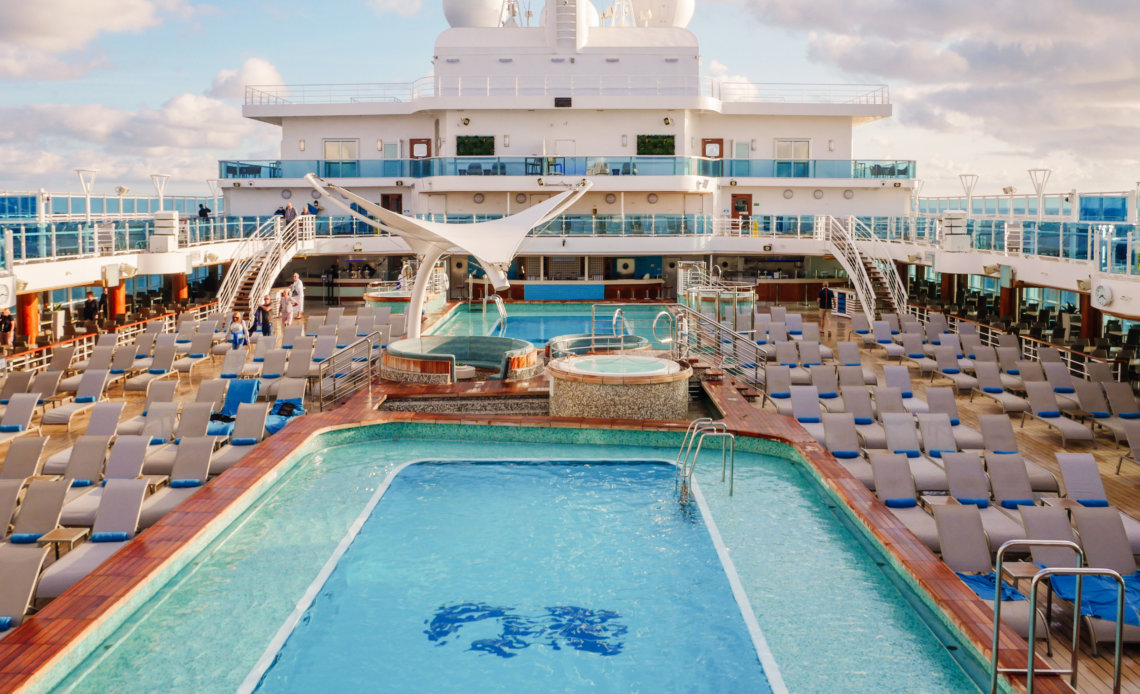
[429,303,669,347]
[561,355,678,375]
[47,433,980,694]
[251,462,773,693]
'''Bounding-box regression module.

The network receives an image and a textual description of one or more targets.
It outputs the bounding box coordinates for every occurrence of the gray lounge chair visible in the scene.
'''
[932,346,977,392]
[0,437,48,481]
[850,314,875,346]
[835,342,877,385]
[872,386,909,419]
[774,342,809,385]
[976,414,1059,493]
[916,412,959,460]
[872,321,904,359]
[139,437,215,529]
[116,380,178,436]
[1104,382,1140,420]
[822,413,870,488]
[265,348,313,399]
[1041,362,1080,411]
[1055,452,1140,554]
[1070,507,1140,654]
[124,344,177,393]
[933,504,1049,649]
[59,435,113,502]
[764,365,793,415]
[4,479,69,543]
[995,348,1025,390]
[210,402,271,475]
[842,386,886,449]
[1072,379,1125,443]
[0,481,21,540]
[925,387,985,450]
[970,362,1028,415]
[883,366,928,413]
[57,346,112,392]
[196,379,229,413]
[0,394,41,446]
[870,452,939,552]
[36,479,150,600]
[0,544,51,639]
[790,386,825,443]
[940,451,1026,553]
[1117,420,1140,474]
[143,403,215,476]
[809,365,843,412]
[985,452,1048,507]
[218,348,248,380]
[43,403,122,474]
[42,369,109,431]
[901,334,937,376]
[1024,382,1094,447]
[882,412,947,493]
[257,349,290,396]
[60,436,149,526]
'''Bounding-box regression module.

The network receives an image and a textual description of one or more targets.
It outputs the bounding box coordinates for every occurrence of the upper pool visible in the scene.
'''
[44,424,981,693]
[428,302,670,347]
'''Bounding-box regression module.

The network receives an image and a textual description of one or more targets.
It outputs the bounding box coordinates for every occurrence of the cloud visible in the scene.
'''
[711,0,1140,192]
[368,0,423,17]
[0,59,282,192]
[207,57,285,100]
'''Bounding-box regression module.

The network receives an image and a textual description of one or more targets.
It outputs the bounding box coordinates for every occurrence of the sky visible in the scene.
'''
[0,0,1137,197]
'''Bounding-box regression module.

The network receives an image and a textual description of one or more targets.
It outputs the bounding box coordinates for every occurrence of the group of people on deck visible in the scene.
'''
[227,273,305,349]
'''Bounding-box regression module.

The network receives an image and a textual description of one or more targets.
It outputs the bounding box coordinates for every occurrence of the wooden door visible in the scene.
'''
[409,139,431,159]
[701,139,724,159]
[731,194,752,233]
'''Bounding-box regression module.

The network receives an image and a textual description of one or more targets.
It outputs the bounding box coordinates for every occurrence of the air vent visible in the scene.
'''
[554,97,572,108]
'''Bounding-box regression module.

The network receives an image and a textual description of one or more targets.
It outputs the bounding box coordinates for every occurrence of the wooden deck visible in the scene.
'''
[1,311,1138,692]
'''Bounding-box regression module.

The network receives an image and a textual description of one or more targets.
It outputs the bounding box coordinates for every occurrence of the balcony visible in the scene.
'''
[218,157,916,181]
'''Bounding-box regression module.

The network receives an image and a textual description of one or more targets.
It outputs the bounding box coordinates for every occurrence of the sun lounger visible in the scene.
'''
[42,369,109,431]
[27,371,62,409]
[924,387,985,450]
[976,415,1059,493]
[144,403,216,476]
[995,348,1025,390]
[1117,421,1140,474]
[842,386,886,449]
[0,372,33,413]
[0,437,48,481]
[0,481,21,539]
[835,342,877,385]
[1104,382,1140,421]
[43,344,76,374]
[823,413,871,488]
[116,380,178,436]
[218,348,248,380]
[1072,379,1125,443]
[0,544,52,639]
[4,479,69,544]
[139,437,214,529]
[872,321,905,359]
[208,378,260,438]
[59,435,114,502]
[870,452,939,552]
[1016,360,1046,390]
[933,504,1049,649]
[1055,452,1140,554]
[173,333,214,382]
[36,479,150,600]
[916,413,960,460]
[266,379,306,434]
[970,362,1028,415]
[210,402,271,475]
[141,403,182,457]
[1024,382,1094,447]
[1069,507,1140,654]
[0,394,41,446]
[985,452,1048,508]
[872,386,909,419]
[124,344,177,393]
[851,313,875,346]
[256,349,290,395]
[1037,346,1063,364]
[265,348,312,399]
[58,346,113,393]
[774,342,809,385]
[790,386,826,443]
[43,403,122,474]
[763,365,793,416]
[932,346,977,392]
[940,452,1026,552]
[1041,362,1080,411]
[809,365,843,412]
[882,412,947,493]
[60,436,149,526]
[242,339,272,376]
[798,324,833,360]
[196,378,229,414]
[901,334,937,376]
[883,366,928,413]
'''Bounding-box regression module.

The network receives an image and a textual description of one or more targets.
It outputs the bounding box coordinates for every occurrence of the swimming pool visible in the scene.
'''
[429,302,670,347]
[248,461,775,693]
[557,355,680,376]
[44,424,982,693]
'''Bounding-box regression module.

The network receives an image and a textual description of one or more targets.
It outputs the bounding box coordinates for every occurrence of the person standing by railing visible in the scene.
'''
[280,288,296,327]
[290,272,305,319]
[818,283,834,339]
[251,296,273,338]
[0,308,13,353]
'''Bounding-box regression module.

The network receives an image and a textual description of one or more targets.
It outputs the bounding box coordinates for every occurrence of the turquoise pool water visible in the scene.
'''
[46,428,980,694]
[251,462,773,693]
[562,355,678,375]
[429,302,669,347]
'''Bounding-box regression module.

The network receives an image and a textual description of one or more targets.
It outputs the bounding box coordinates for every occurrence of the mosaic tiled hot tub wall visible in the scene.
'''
[548,364,692,419]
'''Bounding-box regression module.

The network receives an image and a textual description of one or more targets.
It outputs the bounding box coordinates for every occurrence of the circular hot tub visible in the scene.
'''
[546,355,692,420]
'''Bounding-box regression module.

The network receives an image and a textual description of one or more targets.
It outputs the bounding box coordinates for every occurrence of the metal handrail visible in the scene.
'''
[245,215,315,315]
[611,308,626,336]
[217,216,279,314]
[651,311,675,345]
[677,420,725,503]
[313,330,378,411]
[818,215,877,324]
[850,215,909,311]
[679,427,735,502]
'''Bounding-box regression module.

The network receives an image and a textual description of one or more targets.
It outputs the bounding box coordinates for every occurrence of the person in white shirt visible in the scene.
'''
[291,273,305,319]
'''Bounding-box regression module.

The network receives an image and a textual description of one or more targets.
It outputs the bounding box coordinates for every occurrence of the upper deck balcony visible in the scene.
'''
[217,156,915,181]
[243,77,890,120]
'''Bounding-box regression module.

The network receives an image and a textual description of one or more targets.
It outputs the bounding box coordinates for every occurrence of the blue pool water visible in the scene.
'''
[429,303,668,347]
[47,431,980,694]
[251,462,773,693]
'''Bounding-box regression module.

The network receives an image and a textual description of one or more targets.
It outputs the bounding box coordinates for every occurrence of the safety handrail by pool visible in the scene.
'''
[678,420,734,503]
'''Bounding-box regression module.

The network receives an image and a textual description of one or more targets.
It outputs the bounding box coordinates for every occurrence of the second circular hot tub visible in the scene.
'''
[546,355,692,420]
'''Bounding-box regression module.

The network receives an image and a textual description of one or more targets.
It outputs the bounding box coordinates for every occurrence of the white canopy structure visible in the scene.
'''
[305,174,591,337]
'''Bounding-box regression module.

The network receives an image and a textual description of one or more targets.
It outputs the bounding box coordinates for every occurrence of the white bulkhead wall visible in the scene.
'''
[688,113,854,160]
[280,115,438,160]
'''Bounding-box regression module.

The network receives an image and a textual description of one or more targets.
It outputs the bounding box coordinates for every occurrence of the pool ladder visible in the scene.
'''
[481,293,508,336]
[676,418,736,504]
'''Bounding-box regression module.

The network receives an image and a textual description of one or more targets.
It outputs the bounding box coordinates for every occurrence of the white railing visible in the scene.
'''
[245,77,890,106]
[244,216,316,314]
[849,216,908,312]
[217,217,280,314]
[816,216,876,324]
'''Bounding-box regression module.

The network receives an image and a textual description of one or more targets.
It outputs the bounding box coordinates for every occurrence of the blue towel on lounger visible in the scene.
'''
[956,572,1025,602]
[1048,569,1140,626]
[265,398,305,435]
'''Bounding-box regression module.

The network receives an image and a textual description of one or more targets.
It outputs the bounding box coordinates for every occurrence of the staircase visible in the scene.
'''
[1005,222,1023,254]
[217,216,316,315]
[860,256,899,315]
[816,216,908,323]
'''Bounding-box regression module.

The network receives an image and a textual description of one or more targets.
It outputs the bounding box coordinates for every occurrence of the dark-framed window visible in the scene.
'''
[456,136,495,156]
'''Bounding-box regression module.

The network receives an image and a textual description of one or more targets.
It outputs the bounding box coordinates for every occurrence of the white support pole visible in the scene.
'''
[406,247,446,339]
[959,174,978,220]
[76,169,97,224]
[1028,168,1052,223]
[150,173,171,212]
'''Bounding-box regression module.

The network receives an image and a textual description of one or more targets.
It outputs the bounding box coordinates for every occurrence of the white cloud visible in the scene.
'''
[368,0,424,18]
[206,58,286,100]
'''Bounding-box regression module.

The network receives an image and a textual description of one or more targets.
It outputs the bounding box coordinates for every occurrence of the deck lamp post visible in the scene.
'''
[76,169,97,224]
[1028,168,1052,223]
[150,173,171,213]
[959,174,978,220]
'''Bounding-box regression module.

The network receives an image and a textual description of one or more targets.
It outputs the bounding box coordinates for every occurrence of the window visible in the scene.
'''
[774,139,810,177]
[323,140,359,177]
[636,135,675,156]
[456,136,495,156]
